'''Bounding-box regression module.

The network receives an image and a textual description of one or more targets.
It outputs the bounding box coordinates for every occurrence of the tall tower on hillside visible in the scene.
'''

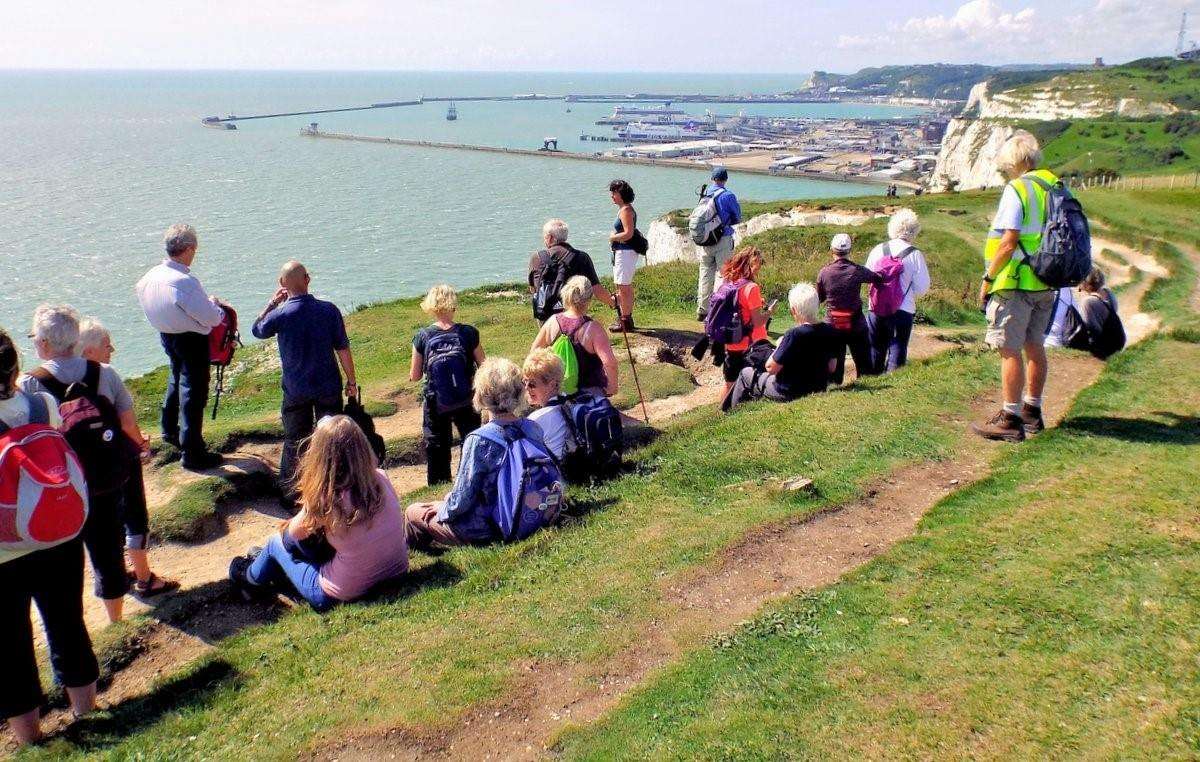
[1179,11,1200,60]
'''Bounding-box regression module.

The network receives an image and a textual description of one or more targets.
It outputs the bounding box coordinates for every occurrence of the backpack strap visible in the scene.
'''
[28,367,68,401]
[26,393,50,425]
[567,316,592,343]
[83,360,102,394]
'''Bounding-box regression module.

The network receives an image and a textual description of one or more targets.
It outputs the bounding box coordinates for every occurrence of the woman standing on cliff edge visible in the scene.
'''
[608,179,642,333]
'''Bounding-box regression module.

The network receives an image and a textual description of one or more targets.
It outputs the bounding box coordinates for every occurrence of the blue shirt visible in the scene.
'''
[706,185,742,238]
[438,419,547,543]
[252,294,349,401]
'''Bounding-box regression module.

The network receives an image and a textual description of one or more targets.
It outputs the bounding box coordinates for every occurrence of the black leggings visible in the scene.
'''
[84,490,130,600]
[422,400,482,485]
[0,540,99,718]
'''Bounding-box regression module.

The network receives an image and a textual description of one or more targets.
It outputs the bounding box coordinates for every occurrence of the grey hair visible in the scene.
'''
[31,304,81,358]
[163,223,198,257]
[77,317,111,355]
[472,357,527,417]
[787,282,820,323]
[543,219,569,244]
[887,208,921,242]
[996,131,1043,177]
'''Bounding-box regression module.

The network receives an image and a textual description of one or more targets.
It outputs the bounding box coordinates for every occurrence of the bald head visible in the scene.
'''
[279,260,310,295]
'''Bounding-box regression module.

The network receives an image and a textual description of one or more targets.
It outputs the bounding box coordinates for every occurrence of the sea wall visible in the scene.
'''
[646,208,881,265]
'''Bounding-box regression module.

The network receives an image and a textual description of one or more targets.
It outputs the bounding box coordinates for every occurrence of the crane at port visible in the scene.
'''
[1178,11,1200,60]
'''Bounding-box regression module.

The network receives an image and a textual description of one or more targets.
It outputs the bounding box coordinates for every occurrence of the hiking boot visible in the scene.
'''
[696,311,708,322]
[162,434,181,449]
[1020,403,1045,435]
[970,410,1026,443]
[181,450,223,471]
[609,316,635,333]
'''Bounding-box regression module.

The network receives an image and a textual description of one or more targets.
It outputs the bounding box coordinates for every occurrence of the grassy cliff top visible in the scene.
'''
[997,57,1200,111]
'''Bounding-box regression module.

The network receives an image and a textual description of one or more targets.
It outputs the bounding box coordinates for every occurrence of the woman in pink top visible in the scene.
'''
[230,415,407,610]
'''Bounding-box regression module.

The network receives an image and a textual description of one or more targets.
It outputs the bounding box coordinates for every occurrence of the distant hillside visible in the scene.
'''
[801,63,1076,100]
[990,57,1200,114]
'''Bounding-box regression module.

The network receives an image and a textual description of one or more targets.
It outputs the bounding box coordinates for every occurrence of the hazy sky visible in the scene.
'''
[3,0,1195,72]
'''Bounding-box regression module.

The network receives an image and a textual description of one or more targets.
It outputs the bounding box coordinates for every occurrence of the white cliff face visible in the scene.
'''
[930,118,1013,192]
[646,209,881,266]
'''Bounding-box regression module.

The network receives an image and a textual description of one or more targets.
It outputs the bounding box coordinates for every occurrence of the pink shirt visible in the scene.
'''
[318,471,408,600]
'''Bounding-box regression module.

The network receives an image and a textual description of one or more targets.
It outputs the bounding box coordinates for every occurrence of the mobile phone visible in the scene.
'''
[766,298,779,312]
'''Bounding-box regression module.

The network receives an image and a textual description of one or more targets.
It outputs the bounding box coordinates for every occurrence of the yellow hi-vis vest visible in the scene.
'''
[983,169,1058,293]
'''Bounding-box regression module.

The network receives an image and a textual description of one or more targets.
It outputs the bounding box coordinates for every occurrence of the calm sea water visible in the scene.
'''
[0,71,923,374]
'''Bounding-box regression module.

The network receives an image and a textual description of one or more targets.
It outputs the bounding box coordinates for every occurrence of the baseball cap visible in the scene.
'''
[710,166,729,181]
[830,233,853,253]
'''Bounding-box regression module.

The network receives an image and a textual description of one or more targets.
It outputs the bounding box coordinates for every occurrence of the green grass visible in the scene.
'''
[1004,57,1200,111]
[150,472,236,543]
[556,337,1200,760]
[1017,118,1200,179]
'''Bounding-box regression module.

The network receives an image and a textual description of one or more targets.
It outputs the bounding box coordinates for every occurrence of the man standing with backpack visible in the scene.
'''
[20,305,141,623]
[135,223,227,470]
[972,131,1090,442]
[528,219,616,323]
[410,285,486,485]
[252,261,357,505]
[693,167,742,321]
[865,209,931,373]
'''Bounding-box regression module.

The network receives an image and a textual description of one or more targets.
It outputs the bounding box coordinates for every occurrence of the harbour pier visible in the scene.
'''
[298,127,898,186]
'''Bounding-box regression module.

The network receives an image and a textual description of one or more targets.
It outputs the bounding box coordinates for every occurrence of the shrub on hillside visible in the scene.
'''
[1157,146,1187,164]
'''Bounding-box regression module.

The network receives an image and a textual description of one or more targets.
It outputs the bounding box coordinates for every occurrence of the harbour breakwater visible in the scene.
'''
[298,128,892,186]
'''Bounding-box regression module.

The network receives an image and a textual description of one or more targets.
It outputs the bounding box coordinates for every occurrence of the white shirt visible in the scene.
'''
[864,239,932,315]
[1045,287,1076,347]
[991,183,1042,235]
[528,404,574,461]
[135,259,225,335]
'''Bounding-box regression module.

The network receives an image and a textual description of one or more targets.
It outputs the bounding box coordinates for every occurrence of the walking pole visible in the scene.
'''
[614,301,650,424]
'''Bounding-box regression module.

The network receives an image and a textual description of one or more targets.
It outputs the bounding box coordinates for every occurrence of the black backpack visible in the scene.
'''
[344,395,387,463]
[30,362,132,497]
[1062,294,1125,360]
[422,328,474,413]
[532,246,584,322]
[560,393,623,480]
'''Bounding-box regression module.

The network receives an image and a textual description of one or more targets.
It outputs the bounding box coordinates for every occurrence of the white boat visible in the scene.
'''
[616,121,713,142]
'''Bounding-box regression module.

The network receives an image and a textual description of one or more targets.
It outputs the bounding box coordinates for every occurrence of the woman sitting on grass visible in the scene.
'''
[229,415,408,611]
[405,357,552,549]
[523,349,573,462]
[530,276,619,399]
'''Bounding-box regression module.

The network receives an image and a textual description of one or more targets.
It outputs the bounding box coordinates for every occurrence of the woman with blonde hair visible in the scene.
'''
[411,284,486,485]
[530,275,619,398]
[230,415,408,610]
[406,357,554,549]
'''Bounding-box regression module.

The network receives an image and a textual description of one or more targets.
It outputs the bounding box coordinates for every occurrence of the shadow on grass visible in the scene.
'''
[358,559,464,604]
[1060,412,1200,445]
[58,658,240,752]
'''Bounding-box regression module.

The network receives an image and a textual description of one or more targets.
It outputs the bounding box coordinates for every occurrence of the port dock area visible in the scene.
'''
[299,127,910,187]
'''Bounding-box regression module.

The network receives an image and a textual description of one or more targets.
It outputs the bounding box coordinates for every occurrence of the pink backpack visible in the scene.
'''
[868,243,916,318]
[0,393,89,554]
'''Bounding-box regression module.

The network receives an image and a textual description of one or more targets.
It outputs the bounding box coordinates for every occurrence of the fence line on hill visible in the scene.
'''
[1069,172,1200,191]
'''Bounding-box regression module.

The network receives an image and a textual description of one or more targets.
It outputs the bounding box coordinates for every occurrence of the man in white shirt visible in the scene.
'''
[864,208,932,373]
[134,223,226,469]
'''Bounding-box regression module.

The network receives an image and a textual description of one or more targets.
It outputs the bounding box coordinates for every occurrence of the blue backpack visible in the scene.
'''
[703,279,750,345]
[561,393,623,477]
[476,422,565,542]
[1019,175,1092,289]
[422,328,474,413]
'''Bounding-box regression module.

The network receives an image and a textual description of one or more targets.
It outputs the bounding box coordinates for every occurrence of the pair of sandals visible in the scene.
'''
[126,571,180,599]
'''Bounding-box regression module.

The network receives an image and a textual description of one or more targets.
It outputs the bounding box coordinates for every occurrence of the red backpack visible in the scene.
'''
[868,243,916,318]
[0,393,89,553]
[208,305,241,419]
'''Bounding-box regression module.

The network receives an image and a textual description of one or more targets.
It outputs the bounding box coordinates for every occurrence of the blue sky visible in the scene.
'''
[3,0,1195,72]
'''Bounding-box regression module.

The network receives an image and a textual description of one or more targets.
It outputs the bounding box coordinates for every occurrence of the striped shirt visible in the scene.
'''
[135,259,225,335]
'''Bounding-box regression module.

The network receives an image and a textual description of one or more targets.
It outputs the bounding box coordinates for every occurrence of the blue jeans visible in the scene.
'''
[247,533,335,611]
[867,310,915,374]
[159,331,210,457]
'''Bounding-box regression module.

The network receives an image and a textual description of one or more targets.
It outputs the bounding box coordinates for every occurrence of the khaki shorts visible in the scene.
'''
[985,289,1057,351]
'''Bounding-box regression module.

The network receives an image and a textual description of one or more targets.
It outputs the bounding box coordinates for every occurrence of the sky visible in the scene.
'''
[2,0,1196,73]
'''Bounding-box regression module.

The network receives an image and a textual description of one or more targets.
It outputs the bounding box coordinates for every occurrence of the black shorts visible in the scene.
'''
[722,350,748,383]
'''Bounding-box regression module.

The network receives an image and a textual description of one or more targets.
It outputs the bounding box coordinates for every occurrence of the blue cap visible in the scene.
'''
[711,166,728,181]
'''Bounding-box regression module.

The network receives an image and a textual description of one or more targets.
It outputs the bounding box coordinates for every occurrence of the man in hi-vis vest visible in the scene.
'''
[971,131,1058,443]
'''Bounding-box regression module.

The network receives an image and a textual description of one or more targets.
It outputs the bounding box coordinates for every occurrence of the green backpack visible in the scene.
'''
[550,318,588,396]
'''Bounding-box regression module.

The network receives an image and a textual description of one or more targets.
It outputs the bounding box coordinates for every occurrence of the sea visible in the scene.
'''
[0,70,926,375]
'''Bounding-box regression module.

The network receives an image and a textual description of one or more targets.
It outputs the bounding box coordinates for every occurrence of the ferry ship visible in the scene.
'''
[446,103,458,121]
[596,104,688,125]
[616,121,714,143]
